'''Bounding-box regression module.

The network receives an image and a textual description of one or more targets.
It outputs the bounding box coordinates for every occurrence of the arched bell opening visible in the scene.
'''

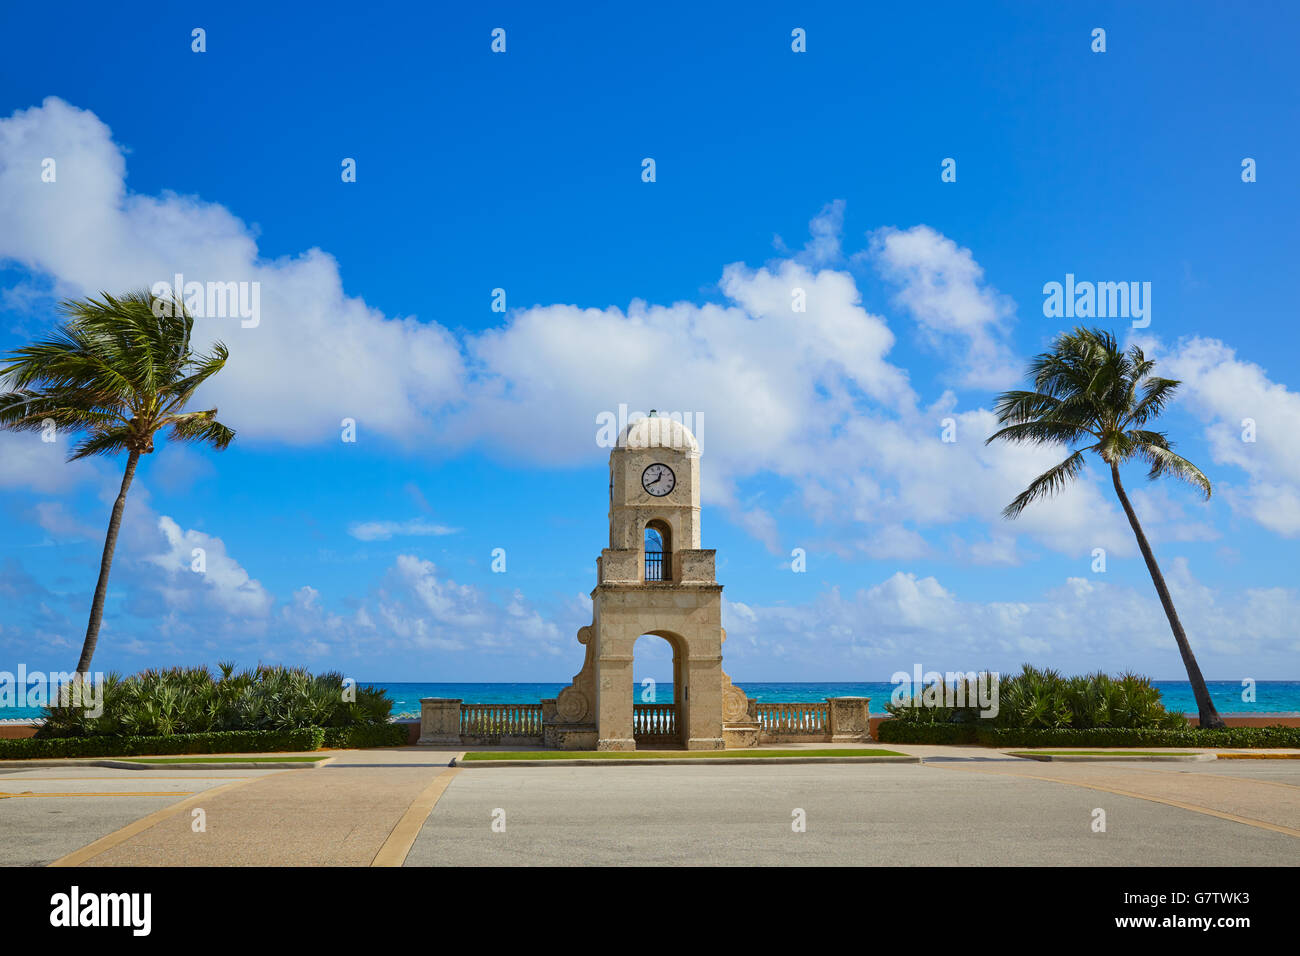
[643,519,673,582]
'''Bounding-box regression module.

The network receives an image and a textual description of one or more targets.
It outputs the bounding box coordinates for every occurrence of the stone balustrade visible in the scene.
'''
[420,695,871,747]
[756,701,829,741]
[633,702,677,741]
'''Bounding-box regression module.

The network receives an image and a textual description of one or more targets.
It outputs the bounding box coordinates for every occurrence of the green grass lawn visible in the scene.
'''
[1010,750,1198,757]
[461,748,904,761]
[114,755,327,764]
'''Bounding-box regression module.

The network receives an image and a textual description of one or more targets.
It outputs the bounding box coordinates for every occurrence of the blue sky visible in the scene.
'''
[1,1,1298,683]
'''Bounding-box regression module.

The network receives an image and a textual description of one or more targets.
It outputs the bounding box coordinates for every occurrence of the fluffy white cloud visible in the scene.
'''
[870,225,1020,389]
[277,555,570,665]
[0,98,465,445]
[1152,335,1300,536]
[722,562,1300,681]
[144,515,274,619]
[0,98,1269,567]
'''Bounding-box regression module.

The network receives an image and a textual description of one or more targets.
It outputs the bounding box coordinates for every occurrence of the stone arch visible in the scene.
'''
[633,630,684,746]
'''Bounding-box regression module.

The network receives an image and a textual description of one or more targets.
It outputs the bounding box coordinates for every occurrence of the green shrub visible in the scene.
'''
[0,727,326,760]
[321,723,410,749]
[975,725,1300,748]
[877,722,977,744]
[884,665,1189,731]
[38,662,394,739]
[884,675,985,726]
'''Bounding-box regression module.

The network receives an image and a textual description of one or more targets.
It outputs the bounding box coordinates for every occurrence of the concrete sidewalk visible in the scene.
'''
[64,748,455,866]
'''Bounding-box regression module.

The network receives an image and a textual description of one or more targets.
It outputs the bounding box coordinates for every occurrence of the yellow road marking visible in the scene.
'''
[48,772,284,867]
[1,791,195,799]
[1217,753,1300,759]
[371,764,462,867]
[1,776,253,782]
[927,762,1300,839]
[1118,764,1300,791]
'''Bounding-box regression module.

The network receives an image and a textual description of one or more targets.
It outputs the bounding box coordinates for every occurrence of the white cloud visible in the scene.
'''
[30,501,97,540]
[0,431,92,492]
[1152,335,1300,536]
[341,555,567,658]
[144,515,274,619]
[0,98,1254,564]
[0,97,466,445]
[722,563,1300,681]
[870,225,1020,389]
[347,519,460,541]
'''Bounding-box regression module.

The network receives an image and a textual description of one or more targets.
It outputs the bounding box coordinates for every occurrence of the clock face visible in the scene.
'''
[641,463,676,497]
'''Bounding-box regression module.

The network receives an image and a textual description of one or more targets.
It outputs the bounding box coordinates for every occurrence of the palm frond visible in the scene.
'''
[69,427,136,460]
[166,411,235,450]
[1001,448,1090,519]
[1135,442,1212,498]
[1,289,235,461]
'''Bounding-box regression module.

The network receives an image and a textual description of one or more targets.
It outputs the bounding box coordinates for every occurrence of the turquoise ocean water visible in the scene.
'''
[370,681,1300,718]
[3,680,1297,721]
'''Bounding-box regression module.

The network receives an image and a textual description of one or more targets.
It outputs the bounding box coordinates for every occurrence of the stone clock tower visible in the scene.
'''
[542,413,756,750]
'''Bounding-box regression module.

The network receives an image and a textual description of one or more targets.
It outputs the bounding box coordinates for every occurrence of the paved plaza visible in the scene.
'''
[2,745,1296,867]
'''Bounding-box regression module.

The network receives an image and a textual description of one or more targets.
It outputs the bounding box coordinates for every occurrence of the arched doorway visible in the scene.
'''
[632,631,683,748]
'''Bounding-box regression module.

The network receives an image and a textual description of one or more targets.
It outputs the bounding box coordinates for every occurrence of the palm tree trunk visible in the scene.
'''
[75,449,140,674]
[1109,462,1225,729]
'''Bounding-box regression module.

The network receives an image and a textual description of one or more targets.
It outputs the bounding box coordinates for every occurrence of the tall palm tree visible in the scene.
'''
[0,290,235,673]
[986,327,1224,729]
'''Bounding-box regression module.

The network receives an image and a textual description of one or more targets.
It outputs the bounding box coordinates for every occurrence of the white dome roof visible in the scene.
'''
[618,414,698,452]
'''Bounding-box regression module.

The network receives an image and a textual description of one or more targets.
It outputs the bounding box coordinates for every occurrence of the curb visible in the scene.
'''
[1215,752,1300,759]
[0,756,333,771]
[1009,753,1217,763]
[452,755,921,767]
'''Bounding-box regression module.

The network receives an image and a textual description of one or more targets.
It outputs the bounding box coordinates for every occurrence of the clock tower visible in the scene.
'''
[543,412,756,750]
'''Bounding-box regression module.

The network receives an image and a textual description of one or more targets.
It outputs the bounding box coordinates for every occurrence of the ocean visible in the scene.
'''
[3,680,1297,722]
[369,680,1300,719]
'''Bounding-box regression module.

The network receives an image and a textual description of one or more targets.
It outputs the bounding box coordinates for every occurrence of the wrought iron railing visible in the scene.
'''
[645,550,669,581]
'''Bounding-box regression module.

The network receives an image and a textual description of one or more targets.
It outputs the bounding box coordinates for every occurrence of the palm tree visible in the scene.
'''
[0,290,235,673]
[986,327,1224,729]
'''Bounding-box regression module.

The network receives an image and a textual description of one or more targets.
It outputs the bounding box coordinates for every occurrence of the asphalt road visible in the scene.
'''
[405,759,1300,866]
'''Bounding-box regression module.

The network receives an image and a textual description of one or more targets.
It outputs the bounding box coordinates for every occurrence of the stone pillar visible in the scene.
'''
[683,657,725,750]
[596,659,636,751]
[827,697,871,742]
[418,697,462,745]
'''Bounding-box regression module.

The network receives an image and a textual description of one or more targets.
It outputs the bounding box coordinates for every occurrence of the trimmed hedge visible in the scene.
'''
[975,725,1300,749]
[876,721,1300,748]
[322,723,410,749]
[877,722,977,744]
[0,727,326,760]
